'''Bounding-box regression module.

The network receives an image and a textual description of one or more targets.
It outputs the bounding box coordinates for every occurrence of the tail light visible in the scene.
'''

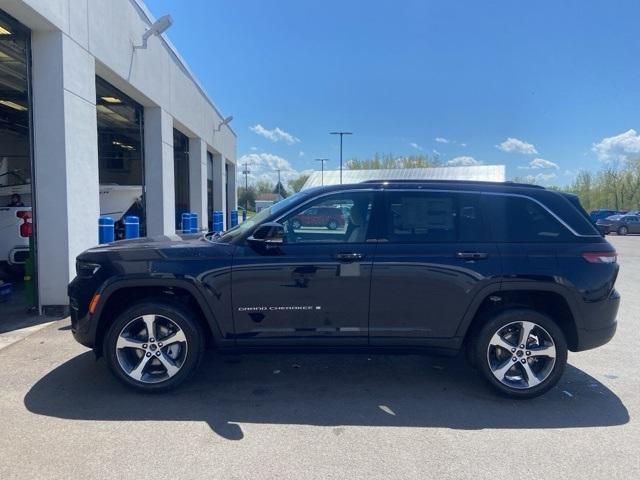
[16,210,33,238]
[582,251,617,264]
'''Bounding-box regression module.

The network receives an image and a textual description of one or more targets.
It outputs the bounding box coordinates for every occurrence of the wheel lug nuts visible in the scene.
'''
[146,352,151,357]
[519,344,525,349]
[149,338,155,342]
[521,359,526,364]
[526,351,531,356]
[142,344,147,349]
[512,357,517,362]
[511,348,516,353]
[158,343,163,347]
[156,351,161,356]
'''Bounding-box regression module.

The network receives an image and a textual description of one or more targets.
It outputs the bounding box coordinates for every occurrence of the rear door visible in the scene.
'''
[369,190,501,344]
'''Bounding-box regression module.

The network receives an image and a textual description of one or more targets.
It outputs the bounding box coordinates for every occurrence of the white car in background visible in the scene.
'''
[0,172,142,278]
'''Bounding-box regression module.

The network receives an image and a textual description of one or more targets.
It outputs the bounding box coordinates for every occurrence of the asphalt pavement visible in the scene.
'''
[0,236,638,479]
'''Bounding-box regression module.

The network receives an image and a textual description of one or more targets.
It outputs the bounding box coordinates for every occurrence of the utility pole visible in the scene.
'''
[276,169,282,197]
[242,163,250,214]
[315,158,329,186]
[330,131,352,184]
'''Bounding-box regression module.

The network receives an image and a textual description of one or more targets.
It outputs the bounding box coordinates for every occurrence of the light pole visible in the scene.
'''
[315,158,329,186]
[330,131,352,184]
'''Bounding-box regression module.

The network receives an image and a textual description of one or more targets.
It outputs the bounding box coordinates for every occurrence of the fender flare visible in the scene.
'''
[92,276,226,345]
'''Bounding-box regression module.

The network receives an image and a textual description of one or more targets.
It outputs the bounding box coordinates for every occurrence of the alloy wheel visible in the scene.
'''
[486,321,556,390]
[116,314,188,384]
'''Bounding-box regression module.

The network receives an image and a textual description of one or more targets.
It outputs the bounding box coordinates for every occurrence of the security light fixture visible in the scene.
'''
[216,116,234,131]
[0,26,11,35]
[0,100,27,111]
[134,14,173,49]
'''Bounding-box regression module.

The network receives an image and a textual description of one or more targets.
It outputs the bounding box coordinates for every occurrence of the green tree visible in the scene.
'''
[289,174,309,193]
[238,186,256,211]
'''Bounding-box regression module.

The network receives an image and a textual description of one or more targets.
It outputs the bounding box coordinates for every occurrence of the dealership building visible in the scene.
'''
[0,0,237,313]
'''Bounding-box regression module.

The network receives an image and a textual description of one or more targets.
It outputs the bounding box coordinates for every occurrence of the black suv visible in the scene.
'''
[69,180,620,398]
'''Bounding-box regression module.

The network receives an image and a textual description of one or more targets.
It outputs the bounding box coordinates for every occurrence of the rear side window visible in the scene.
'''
[485,195,572,242]
[385,191,486,243]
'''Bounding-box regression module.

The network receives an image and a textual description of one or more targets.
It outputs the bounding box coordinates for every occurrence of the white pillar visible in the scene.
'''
[188,137,207,230]
[212,152,226,230]
[31,30,99,308]
[144,107,175,235]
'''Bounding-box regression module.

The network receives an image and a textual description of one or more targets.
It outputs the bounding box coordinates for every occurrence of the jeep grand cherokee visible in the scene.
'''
[68,180,619,398]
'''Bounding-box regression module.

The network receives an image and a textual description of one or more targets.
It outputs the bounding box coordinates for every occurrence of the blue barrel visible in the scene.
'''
[99,217,115,244]
[124,215,140,239]
[181,212,192,234]
[230,210,238,227]
[190,212,199,233]
[213,210,224,232]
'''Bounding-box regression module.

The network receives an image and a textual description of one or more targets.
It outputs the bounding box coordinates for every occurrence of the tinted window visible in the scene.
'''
[385,191,486,243]
[485,195,572,242]
[281,192,374,244]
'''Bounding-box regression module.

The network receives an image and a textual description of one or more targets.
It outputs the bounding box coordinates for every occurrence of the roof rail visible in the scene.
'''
[360,179,545,189]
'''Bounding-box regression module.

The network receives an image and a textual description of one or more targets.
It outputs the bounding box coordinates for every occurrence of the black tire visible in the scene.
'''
[327,220,338,230]
[472,309,567,399]
[103,299,204,393]
[618,225,628,236]
[291,219,302,230]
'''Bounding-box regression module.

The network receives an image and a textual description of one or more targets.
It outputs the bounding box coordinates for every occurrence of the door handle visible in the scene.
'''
[456,251,489,261]
[333,252,364,262]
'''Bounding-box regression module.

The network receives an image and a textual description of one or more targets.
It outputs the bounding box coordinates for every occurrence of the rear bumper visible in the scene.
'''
[574,288,620,351]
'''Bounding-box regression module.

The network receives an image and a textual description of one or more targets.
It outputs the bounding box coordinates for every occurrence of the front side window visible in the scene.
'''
[485,195,572,242]
[281,192,374,244]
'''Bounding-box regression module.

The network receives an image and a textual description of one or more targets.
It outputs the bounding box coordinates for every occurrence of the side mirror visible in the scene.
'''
[247,222,285,249]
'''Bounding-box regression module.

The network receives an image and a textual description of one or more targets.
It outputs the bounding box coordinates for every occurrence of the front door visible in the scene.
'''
[232,190,379,345]
[369,190,501,344]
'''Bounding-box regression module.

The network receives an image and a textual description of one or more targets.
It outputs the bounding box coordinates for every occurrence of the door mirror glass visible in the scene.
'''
[247,222,285,247]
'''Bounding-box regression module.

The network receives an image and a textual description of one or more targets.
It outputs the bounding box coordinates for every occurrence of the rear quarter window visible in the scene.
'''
[484,195,573,243]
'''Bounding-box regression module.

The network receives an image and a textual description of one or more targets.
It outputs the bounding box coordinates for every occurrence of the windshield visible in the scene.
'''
[216,191,309,243]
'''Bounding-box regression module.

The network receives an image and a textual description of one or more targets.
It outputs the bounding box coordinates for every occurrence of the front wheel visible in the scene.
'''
[327,220,339,230]
[472,309,567,398]
[104,300,204,393]
[618,225,628,235]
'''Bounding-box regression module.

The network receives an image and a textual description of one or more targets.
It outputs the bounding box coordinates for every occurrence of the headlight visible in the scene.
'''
[76,261,101,278]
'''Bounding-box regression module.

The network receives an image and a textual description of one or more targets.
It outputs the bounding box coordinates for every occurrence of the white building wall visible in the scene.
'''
[2,0,237,307]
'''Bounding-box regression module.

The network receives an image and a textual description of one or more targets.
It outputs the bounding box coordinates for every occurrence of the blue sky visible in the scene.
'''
[144,0,640,186]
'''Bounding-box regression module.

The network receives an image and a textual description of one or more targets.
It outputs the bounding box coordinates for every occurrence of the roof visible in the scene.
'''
[301,165,506,190]
[256,193,283,202]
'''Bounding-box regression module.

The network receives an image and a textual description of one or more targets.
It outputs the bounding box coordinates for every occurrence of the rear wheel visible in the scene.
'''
[327,219,338,230]
[104,300,204,393]
[618,225,628,235]
[472,309,567,398]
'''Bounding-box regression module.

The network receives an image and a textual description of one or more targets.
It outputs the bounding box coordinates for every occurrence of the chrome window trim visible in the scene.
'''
[273,187,600,239]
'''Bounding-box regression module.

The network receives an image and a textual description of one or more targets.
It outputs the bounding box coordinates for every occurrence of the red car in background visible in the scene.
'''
[291,206,345,230]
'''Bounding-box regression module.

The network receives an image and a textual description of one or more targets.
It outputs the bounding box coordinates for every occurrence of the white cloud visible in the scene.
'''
[298,150,305,157]
[518,158,559,170]
[435,137,450,144]
[592,129,640,162]
[447,156,482,166]
[409,142,423,151]
[238,153,308,186]
[460,143,467,147]
[496,137,538,154]
[250,146,259,151]
[250,124,300,145]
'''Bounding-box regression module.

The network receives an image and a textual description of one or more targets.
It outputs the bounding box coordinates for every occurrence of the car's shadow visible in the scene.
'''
[24,351,629,440]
